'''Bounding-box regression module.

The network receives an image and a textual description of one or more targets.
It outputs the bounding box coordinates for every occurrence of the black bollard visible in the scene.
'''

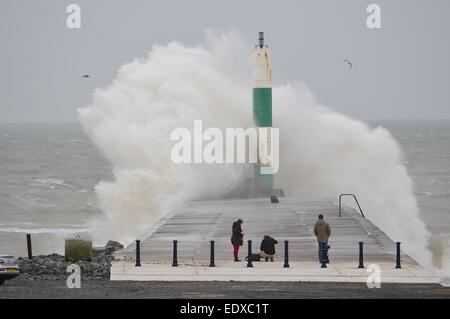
[26,234,33,259]
[321,242,327,268]
[358,242,364,269]
[135,240,141,267]
[247,240,253,268]
[283,240,290,268]
[209,240,215,267]
[172,240,178,267]
[395,242,401,269]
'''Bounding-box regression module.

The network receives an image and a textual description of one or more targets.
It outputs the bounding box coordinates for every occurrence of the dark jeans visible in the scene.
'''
[318,241,328,263]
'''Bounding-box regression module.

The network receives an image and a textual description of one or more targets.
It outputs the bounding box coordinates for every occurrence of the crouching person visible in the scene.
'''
[259,235,278,262]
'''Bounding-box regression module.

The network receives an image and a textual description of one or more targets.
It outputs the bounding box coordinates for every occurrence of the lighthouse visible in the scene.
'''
[252,32,273,196]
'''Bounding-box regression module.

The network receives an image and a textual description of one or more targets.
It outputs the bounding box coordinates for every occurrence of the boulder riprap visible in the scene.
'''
[18,241,123,281]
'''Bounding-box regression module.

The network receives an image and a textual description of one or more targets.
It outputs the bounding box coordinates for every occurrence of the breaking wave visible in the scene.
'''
[79,30,446,277]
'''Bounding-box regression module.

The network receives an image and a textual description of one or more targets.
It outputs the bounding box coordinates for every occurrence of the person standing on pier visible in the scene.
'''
[231,219,244,262]
[314,214,332,263]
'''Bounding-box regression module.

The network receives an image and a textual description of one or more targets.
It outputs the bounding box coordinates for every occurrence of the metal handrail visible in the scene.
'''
[339,194,365,218]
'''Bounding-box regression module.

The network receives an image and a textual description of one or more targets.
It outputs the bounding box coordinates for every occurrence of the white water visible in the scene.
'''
[79,31,443,276]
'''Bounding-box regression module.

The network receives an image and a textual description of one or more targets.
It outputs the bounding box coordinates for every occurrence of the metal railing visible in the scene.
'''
[339,194,365,218]
[132,239,402,269]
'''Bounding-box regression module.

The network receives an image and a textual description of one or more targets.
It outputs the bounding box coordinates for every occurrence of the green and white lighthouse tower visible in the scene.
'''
[252,32,273,196]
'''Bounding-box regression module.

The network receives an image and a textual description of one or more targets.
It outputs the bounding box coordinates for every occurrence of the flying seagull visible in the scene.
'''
[82,74,91,78]
[343,59,352,72]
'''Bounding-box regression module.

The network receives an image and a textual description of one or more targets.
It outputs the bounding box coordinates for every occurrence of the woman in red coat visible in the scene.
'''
[230,219,244,262]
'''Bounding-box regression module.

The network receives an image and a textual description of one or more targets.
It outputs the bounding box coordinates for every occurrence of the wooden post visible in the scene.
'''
[26,234,33,259]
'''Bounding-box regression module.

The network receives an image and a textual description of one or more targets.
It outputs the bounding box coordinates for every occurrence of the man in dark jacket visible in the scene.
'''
[260,235,278,262]
[231,219,244,262]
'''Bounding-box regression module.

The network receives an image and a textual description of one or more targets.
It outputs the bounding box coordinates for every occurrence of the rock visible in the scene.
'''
[105,240,124,254]
[17,252,115,281]
[92,247,107,257]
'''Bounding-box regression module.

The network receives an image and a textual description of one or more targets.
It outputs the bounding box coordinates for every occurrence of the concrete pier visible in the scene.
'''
[111,197,437,283]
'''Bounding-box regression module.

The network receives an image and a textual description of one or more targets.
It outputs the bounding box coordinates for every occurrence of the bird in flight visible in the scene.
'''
[82,74,91,78]
[343,59,352,72]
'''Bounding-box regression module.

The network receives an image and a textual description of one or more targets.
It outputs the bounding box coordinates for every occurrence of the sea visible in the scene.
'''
[0,120,449,258]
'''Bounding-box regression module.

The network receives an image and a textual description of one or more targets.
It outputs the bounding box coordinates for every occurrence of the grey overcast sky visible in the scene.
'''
[0,0,449,122]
